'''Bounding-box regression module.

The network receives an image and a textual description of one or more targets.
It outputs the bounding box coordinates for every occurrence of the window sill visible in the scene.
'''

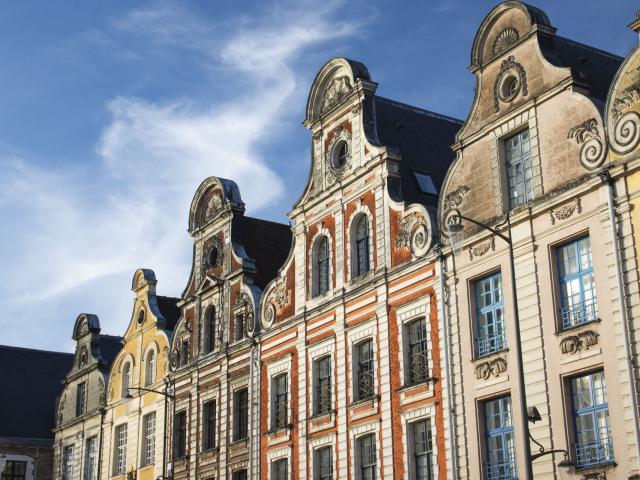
[267,424,292,435]
[309,410,335,420]
[397,377,437,392]
[556,318,601,335]
[230,438,248,447]
[575,460,616,472]
[349,395,380,408]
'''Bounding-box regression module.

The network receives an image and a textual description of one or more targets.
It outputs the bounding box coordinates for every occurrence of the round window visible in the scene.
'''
[137,309,145,325]
[330,140,349,169]
[500,75,520,101]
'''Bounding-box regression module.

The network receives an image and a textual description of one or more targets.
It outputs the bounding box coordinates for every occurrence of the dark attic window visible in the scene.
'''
[414,171,438,195]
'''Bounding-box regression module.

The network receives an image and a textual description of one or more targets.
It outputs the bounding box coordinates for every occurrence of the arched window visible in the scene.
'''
[121,362,131,398]
[351,214,370,278]
[313,236,330,297]
[204,306,216,354]
[144,350,155,387]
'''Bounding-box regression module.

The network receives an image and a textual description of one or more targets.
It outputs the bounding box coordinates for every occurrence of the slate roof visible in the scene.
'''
[156,295,181,331]
[98,334,123,366]
[546,36,624,102]
[236,216,293,290]
[371,96,463,206]
[0,345,73,440]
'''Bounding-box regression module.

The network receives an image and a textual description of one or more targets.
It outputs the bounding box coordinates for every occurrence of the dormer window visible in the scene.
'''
[313,236,330,297]
[331,140,349,169]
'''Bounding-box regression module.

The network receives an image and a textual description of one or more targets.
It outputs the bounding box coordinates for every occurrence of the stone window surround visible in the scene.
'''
[266,355,292,432]
[489,110,542,216]
[310,441,336,480]
[395,297,433,390]
[399,405,439,480]
[142,341,159,388]
[199,386,219,452]
[346,321,378,404]
[267,447,291,480]
[307,225,336,302]
[200,294,221,356]
[349,422,380,480]
[0,455,35,480]
[345,204,376,283]
[307,338,334,416]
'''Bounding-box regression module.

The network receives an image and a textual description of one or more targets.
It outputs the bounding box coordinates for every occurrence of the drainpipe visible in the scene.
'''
[601,170,640,470]
[437,250,458,480]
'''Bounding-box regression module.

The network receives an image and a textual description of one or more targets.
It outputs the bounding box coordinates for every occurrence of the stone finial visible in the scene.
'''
[630,10,640,37]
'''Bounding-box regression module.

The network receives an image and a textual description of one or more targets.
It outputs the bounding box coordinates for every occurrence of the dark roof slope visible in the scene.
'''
[0,345,73,440]
[372,96,462,206]
[237,216,293,290]
[543,36,623,102]
[98,334,123,366]
[156,296,181,331]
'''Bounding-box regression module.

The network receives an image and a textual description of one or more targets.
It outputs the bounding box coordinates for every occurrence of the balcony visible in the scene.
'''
[575,437,614,468]
[561,301,598,330]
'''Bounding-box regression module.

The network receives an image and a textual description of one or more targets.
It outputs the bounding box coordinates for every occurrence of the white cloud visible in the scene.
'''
[0,0,362,350]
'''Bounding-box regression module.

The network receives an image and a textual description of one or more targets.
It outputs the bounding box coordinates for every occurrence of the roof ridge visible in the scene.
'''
[375,96,463,125]
[555,35,624,62]
[99,334,123,340]
[0,344,74,356]
[242,216,290,228]
[157,295,180,301]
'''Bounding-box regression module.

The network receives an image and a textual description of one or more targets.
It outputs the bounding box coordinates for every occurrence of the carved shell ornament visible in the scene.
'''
[494,56,528,113]
[567,118,607,170]
[321,76,353,114]
[203,192,224,223]
[492,28,519,56]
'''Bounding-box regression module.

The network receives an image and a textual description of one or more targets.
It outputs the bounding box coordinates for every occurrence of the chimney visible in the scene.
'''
[630,10,640,42]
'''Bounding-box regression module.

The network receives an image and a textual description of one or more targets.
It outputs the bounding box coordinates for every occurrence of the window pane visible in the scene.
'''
[505,129,533,208]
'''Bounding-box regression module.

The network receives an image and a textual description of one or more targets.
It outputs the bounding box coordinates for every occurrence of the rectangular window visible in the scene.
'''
[505,129,533,208]
[84,437,97,480]
[271,458,288,480]
[233,388,248,441]
[314,356,332,415]
[358,434,376,480]
[475,273,506,357]
[76,381,86,417]
[203,400,216,451]
[174,411,187,459]
[484,396,516,480]
[406,318,429,385]
[558,237,597,329]
[142,412,156,466]
[315,446,332,480]
[235,314,245,341]
[113,424,127,475]
[232,470,247,480]
[355,339,375,401]
[571,371,614,467]
[62,445,74,480]
[1,461,27,480]
[412,419,433,480]
[271,373,288,430]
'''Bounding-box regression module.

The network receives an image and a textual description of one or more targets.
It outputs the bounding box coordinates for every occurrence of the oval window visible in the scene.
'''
[208,246,219,267]
[331,140,348,169]
[501,75,519,100]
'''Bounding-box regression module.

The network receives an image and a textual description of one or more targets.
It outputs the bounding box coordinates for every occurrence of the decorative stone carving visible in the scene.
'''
[493,56,528,112]
[80,321,89,336]
[321,76,353,114]
[312,130,323,142]
[263,303,276,328]
[203,192,223,223]
[560,330,599,355]
[568,118,607,170]
[272,279,291,310]
[549,198,581,225]
[202,236,224,276]
[108,385,115,401]
[492,28,519,56]
[57,394,66,424]
[475,357,507,380]
[444,185,470,210]
[580,472,607,480]
[78,346,88,367]
[396,213,430,256]
[468,238,495,261]
[351,104,362,114]
[610,110,640,155]
[612,85,640,121]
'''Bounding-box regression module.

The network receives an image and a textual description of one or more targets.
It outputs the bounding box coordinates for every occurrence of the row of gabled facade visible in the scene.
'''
[49,2,640,480]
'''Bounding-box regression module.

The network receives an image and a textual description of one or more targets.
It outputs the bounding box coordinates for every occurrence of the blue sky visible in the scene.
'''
[0,0,637,352]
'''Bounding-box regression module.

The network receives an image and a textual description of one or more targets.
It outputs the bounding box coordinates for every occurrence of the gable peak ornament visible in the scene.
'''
[492,28,519,56]
[321,76,353,114]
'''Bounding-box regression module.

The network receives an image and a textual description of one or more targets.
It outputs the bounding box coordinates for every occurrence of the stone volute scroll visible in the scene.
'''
[567,118,607,170]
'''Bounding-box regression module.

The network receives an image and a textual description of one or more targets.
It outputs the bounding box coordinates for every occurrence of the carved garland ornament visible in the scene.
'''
[321,76,353,114]
[560,330,599,355]
[567,118,607,170]
[475,357,507,380]
[202,192,224,224]
[444,185,470,210]
[468,237,495,261]
[549,198,581,225]
[493,56,528,113]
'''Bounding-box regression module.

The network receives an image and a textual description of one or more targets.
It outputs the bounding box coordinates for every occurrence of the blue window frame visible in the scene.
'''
[505,129,533,208]
[558,237,597,329]
[484,396,516,480]
[571,371,614,468]
[475,273,506,357]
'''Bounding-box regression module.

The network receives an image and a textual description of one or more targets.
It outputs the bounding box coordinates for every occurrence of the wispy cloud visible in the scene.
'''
[0,0,363,350]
